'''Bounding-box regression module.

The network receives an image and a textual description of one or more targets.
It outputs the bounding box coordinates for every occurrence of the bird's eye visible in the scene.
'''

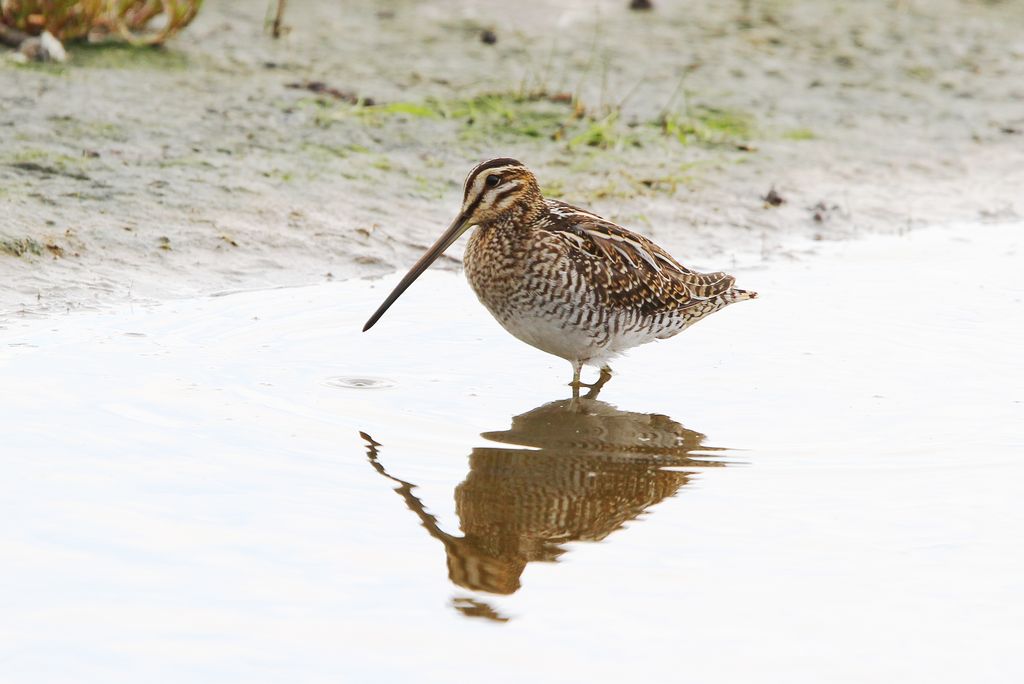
[485,174,501,187]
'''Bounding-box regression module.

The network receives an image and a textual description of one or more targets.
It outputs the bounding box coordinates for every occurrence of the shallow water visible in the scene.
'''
[2,224,1022,682]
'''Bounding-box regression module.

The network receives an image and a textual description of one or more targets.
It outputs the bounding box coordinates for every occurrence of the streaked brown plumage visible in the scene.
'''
[364,158,756,387]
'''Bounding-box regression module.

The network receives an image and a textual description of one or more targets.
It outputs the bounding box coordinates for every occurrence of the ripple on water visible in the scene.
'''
[325,376,396,390]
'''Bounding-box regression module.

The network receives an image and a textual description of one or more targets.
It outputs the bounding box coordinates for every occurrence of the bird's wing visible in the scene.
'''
[542,200,736,314]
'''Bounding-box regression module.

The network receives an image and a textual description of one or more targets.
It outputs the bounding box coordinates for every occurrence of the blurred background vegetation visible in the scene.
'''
[1,0,202,45]
[2,0,1021,313]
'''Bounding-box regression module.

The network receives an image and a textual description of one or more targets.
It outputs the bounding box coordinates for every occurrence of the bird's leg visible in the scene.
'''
[569,361,613,398]
[569,360,583,386]
[583,366,613,399]
[569,360,583,399]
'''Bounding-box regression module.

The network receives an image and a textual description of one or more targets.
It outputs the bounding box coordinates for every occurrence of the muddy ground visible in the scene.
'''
[1,0,1022,315]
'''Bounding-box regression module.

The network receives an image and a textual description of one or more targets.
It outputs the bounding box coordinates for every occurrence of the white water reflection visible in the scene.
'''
[1,224,1022,683]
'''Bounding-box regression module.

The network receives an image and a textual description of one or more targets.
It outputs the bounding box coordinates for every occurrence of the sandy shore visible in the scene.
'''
[2,0,1022,315]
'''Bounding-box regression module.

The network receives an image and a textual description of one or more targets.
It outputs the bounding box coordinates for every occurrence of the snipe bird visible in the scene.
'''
[363,158,757,387]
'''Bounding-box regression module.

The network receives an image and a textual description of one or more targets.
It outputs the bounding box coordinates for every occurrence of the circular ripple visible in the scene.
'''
[325,376,396,390]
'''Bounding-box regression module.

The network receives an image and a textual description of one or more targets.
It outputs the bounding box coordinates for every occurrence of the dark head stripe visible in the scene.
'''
[465,157,524,191]
[488,183,520,207]
[460,158,530,220]
[472,157,524,175]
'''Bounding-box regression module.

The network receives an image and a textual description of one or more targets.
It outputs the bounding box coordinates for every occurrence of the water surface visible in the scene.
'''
[1,225,1022,682]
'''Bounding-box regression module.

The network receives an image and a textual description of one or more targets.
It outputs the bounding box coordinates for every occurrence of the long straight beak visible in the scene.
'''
[362,211,471,332]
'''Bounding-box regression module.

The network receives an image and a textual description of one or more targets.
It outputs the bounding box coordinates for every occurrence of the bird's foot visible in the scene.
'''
[569,366,613,399]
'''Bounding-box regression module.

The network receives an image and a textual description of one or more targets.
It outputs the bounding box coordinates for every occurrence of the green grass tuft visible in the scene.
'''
[0,236,45,257]
[71,42,188,70]
[782,127,816,140]
[659,106,755,146]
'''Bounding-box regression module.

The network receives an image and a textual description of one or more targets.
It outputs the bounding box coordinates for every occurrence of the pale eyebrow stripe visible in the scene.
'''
[464,164,517,203]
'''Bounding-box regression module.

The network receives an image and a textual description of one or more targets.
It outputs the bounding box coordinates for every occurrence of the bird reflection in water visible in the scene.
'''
[361,387,728,622]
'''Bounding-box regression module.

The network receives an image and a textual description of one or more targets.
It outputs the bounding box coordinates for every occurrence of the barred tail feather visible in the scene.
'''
[657,287,757,339]
[725,287,758,302]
